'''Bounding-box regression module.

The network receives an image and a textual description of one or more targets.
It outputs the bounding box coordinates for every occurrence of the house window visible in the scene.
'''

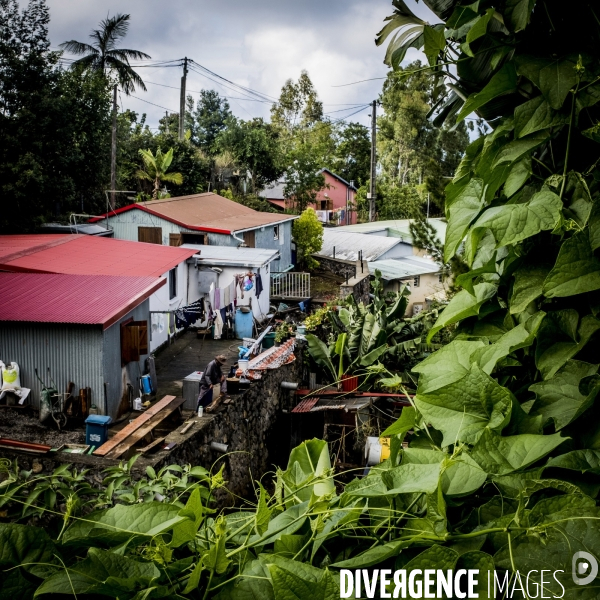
[169,267,177,300]
[413,276,420,288]
[273,225,279,241]
[138,227,162,244]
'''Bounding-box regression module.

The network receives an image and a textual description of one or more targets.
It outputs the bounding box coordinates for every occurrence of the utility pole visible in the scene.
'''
[110,84,117,210]
[368,99,377,222]
[179,57,188,140]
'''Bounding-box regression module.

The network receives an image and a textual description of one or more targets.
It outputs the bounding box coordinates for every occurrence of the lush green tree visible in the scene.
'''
[216,117,284,193]
[283,145,326,213]
[377,61,470,213]
[0,0,112,232]
[59,13,150,94]
[136,148,183,199]
[330,121,371,186]
[292,208,323,270]
[116,111,209,200]
[271,70,323,132]
[188,90,232,155]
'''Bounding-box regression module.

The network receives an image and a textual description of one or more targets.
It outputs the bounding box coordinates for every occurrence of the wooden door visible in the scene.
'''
[243,230,255,248]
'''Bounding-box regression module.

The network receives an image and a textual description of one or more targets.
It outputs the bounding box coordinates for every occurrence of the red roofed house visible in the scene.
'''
[0,235,198,352]
[259,169,358,225]
[89,192,298,270]
[0,272,164,418]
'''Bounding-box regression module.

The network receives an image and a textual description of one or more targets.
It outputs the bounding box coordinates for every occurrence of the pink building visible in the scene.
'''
[260,169,357,225]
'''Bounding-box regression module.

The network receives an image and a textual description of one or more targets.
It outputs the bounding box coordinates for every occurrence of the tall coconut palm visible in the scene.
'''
[60,14,150,94]
[136,148,183,199]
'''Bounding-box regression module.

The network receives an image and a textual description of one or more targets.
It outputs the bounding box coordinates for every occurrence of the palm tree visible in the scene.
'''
[136,148,183,199]
[60,14,150,94]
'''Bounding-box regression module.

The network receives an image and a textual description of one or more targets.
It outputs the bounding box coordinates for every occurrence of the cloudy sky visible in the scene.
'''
[46,0,434,130]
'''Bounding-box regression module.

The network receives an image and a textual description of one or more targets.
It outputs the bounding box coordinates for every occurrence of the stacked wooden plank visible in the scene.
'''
[93,395,184,459]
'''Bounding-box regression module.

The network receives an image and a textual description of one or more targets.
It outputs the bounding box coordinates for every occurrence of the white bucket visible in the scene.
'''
[133,397,142,411]
[213,383,221,397]
[238,359,249,373]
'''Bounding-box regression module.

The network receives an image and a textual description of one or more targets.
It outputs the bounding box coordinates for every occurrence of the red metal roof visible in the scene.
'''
[0,235,197,277]
[0,273,164,330]
[291,397,320,413]
[89,193,297,234]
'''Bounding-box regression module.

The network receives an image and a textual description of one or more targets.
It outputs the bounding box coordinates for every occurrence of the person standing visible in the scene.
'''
[197,354,227,413]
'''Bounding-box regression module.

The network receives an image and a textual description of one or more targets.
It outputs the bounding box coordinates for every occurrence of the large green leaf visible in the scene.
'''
[546,449,600,474]
[514,96,568,138]
[494,507,600,598]
[455,551,495,599]
[331,538,408,569]
[171,487,204,548]
[503,0,536,32]
[471,311,545,374]
[413,340,486,394]
[423,24,446,65]
[503,155,531,196]
[427,283,497,342]
[268,564,338,600]
[415,364,513,446]
[543,230,600,297]
[442,454,488,497]
[305,334,335,380]
[469,429,566,475]
[469,187,562,248]
[530,360,600,430]
[282,439,334,502]
[509,263,551,313]
[539,58,579,110]
[444,178,485,261]
[251,503,310,546]
[381,405,416,436]
[0,524,57,580]
[34,547,160,597]
[457,63,518,122]
[62,502,186,546]
[536,312,600,379]
[492,130,550,166]
[215,559,273,600]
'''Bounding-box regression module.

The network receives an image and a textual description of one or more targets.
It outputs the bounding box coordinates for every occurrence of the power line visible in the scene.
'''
[332,76,387,87]
[129,94,178,113]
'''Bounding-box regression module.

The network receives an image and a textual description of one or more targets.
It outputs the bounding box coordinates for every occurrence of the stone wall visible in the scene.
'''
[154,357,301,504]
[340,272,371,305]
[315,255,357,280]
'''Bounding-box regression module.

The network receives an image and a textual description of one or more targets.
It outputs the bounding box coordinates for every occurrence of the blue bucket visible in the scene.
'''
[235,308,253,340]
[141,375,153,395]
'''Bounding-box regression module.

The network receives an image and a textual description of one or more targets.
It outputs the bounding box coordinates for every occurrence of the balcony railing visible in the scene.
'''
[270,271,310,299]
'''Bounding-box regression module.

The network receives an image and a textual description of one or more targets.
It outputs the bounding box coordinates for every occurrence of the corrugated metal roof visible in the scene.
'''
[0,273,164,329]
[0,235,196,277]
[336,218,447,245]
[292,397,320,413]
[317,229,400,261]
[90,193,297,234]
[182,244,279,267]
[370,257,440,280]
[40,223,112,236]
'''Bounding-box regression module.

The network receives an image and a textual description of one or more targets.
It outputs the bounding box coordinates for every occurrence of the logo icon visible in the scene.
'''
[573,551,598,586]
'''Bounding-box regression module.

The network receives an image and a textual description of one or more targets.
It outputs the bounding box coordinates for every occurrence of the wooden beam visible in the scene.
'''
[103,398,185,459]
[93,395,180,457]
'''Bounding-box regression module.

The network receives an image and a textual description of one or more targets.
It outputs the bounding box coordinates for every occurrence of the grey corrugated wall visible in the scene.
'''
[102,299,151,418]
[0,323,104,411]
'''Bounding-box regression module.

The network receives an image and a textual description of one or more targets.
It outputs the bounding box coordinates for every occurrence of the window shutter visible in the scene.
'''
[138,227,163,244]
[169,233,182,246]
[243,230,255,248]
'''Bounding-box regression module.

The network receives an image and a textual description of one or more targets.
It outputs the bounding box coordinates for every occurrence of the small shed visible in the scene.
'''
[0,273,164,418]
[369,257,442,315]
[0,235,197,352]
[184,245,280,324]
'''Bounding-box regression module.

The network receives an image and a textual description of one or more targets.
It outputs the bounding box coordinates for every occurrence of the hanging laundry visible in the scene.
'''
[174,299,205,328]
[255,273,264,299]
[209,282,215,308]
[224,283,230,307]
[243,274,254,292]
[213,309,224,339]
